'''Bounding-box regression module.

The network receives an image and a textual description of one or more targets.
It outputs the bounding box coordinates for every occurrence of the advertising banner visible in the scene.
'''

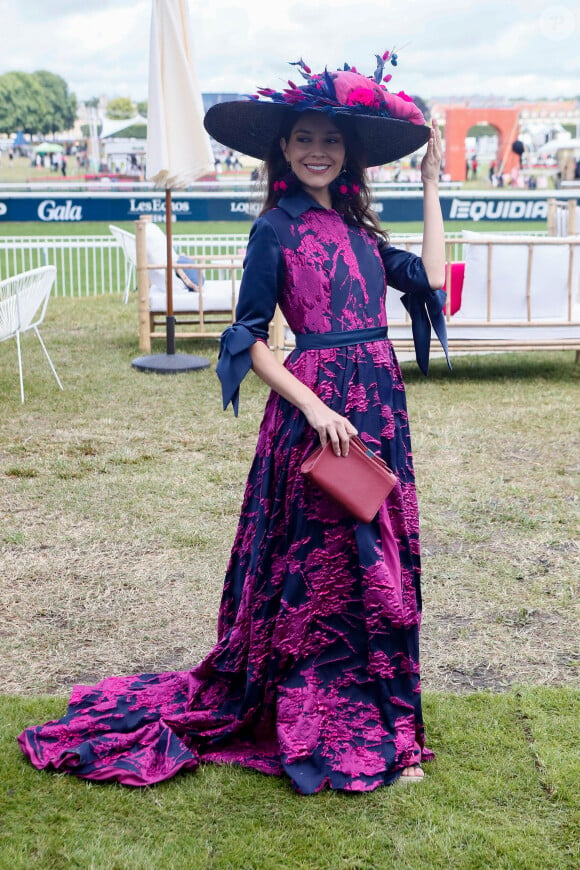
[0,191,564,223]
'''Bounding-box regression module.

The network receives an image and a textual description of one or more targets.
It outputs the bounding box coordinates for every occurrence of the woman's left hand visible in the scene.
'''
[421,119,442,184]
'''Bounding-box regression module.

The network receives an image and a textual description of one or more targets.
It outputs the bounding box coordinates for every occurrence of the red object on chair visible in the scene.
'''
[443,262,465,315]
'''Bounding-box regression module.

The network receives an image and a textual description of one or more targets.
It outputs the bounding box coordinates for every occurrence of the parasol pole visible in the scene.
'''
[165,188,175,355]
[131,184,209,373]
[131,0,211,375]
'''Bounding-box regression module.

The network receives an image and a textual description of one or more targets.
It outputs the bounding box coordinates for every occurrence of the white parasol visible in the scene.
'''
[133,0,214,373]
[146,0,213,189]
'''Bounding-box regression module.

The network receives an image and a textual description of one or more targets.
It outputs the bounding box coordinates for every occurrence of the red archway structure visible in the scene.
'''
[444,106,520,181]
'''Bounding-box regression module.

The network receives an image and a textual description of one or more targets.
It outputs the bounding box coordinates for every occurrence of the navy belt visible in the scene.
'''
[295,326,388,350]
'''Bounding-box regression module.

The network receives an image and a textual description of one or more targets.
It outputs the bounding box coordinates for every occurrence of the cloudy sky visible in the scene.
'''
[0,0,578,103]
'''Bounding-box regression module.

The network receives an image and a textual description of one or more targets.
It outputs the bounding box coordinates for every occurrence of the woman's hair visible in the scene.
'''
[259,112,389,243]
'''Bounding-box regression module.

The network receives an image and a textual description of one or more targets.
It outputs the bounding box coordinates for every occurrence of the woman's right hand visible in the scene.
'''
[303,399,358,456]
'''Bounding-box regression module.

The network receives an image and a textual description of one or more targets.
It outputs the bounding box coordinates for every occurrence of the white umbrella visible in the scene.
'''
[34,142,64,154]
[146,0,213,188]
[134,0,214,373]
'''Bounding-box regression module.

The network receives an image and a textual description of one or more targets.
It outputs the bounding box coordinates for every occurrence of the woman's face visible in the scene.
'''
[280,112,346,207]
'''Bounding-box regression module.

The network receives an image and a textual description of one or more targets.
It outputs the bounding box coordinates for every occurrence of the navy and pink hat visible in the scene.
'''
[204,53,430,168]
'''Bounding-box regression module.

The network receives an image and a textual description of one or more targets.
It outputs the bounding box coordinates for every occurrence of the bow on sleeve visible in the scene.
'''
[400,287,451,375]
[216,217,283,415]
[216,324,260,417]
[380,244,452,375]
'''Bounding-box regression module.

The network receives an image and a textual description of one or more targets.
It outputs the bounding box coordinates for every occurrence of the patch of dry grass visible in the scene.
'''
[1,296,578,694]
[407,356,579,691]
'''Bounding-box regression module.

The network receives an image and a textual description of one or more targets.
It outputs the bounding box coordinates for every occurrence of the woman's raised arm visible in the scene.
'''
[420,120,446,290]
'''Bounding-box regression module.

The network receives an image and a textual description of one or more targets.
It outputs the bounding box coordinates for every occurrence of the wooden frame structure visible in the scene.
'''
[135,220,580,362]
[271,235,580,362]
[135,218,243,352]
[547,198,578,236]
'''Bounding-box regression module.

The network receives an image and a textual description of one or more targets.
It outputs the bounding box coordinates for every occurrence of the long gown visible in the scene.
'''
[18,190,448,794]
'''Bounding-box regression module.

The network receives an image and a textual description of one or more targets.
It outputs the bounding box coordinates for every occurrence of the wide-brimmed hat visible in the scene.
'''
[204,54,431,168]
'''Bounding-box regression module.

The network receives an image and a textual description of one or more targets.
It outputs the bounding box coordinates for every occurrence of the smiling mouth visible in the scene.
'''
[304,164,331,173]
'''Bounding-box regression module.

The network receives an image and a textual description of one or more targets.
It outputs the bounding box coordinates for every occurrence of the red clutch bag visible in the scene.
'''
[300,436,397,523]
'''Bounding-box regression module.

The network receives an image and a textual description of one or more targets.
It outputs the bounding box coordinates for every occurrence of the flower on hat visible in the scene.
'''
[345,87,381,109]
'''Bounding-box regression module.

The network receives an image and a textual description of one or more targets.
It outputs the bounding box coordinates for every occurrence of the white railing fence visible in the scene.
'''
[0,233,249,298]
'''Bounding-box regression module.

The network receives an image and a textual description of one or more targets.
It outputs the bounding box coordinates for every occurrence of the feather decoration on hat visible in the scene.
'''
[245,51,424,126]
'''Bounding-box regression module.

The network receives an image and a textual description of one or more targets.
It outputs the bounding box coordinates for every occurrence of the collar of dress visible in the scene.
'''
[277,190,330,218]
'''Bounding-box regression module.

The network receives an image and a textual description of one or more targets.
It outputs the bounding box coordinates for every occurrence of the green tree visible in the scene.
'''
[33,70,77,134]
[80,122,103,139]
[136,100,148,118]
[0,71,48,135]
[106,97,135,119]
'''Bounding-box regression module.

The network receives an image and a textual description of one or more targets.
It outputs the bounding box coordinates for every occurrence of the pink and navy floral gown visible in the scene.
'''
[18,191,448,794]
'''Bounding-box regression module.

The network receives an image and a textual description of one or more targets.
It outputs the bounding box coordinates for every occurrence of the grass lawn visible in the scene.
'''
[0,220,548,238]
[1,688,577,869]
[0,281,578,865]
[1,297,578,693]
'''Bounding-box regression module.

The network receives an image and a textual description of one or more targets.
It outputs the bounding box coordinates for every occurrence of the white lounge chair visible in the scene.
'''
[109,224,137,304]
[0,266,63,403]
[133,219,242,352]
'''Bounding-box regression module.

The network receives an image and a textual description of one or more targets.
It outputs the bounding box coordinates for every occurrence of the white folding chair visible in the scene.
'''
[109,224,137,303]
[0,265,63,403]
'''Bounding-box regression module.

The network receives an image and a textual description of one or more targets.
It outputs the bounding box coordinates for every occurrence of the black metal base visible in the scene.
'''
[131,353,211,374]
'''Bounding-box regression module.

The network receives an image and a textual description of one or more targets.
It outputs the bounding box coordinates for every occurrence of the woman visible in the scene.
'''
[18,55,449,793]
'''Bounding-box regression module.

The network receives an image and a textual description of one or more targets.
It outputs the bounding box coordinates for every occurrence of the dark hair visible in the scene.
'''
[259,111,389,243]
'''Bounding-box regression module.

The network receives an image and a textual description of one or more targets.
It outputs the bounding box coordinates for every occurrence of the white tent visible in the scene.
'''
[100,115,147,139]
[536,138,580,156]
